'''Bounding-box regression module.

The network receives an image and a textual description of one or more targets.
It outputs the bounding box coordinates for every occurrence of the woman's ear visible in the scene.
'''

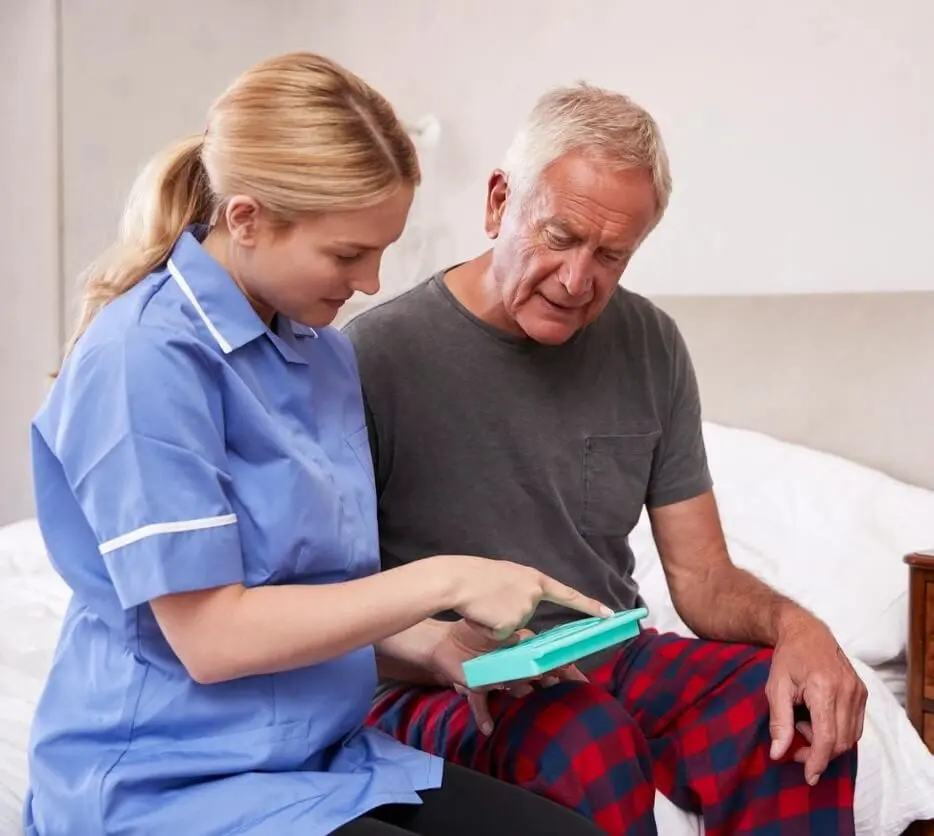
[224,196,263,247]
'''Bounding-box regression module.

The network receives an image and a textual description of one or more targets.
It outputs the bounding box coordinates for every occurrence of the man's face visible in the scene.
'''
[485,151,659,345]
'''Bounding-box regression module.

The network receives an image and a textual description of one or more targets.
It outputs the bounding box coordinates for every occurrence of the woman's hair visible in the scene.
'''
[64,52,420,358]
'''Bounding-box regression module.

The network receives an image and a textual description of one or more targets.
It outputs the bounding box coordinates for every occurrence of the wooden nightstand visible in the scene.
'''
[905,551,934,836]
[905,551,934,750]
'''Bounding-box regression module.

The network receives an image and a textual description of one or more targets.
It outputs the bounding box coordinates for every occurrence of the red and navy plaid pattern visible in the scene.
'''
[368,630,858,835]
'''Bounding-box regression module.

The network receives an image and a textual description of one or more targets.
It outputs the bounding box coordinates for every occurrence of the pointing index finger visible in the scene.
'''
[540,577,614,619]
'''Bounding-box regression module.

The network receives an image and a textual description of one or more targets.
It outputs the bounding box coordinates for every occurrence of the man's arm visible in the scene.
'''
[650,490,867,785]
[374,619,447,685]
[645,314,865,785]
[648,490,814,644]
[644,313,823,643]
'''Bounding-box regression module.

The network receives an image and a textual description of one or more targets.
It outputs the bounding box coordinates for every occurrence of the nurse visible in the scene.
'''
[24,52,609,836]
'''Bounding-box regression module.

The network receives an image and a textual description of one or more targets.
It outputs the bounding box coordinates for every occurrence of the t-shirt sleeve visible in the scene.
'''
[49,333,244,609]
[645,319,713,508]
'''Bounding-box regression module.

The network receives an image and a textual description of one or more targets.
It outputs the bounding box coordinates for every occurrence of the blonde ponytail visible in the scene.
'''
[62,52,418,362]
[63,135,213,359]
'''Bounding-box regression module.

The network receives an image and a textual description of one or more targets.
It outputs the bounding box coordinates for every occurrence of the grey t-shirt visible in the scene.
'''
[343,272,712,650]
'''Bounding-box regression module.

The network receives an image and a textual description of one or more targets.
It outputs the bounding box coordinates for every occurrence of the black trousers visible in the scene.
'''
[333,762,604,835]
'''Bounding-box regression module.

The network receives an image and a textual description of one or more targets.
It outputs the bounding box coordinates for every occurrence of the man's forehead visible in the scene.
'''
[522,158,657,243]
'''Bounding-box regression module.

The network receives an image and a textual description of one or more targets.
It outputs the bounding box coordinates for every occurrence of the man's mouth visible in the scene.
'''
[539,293,587,311]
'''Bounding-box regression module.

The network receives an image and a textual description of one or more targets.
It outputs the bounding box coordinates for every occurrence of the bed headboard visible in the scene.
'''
[649,291,934,491]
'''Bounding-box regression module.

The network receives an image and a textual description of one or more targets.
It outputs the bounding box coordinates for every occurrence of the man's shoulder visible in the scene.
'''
[604,286,681,346]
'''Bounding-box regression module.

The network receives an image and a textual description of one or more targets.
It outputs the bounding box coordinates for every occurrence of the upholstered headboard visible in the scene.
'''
[650,292,934,491]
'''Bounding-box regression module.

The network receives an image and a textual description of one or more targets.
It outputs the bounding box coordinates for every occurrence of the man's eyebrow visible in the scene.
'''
[541,219,578,236]
[539,218,633,258]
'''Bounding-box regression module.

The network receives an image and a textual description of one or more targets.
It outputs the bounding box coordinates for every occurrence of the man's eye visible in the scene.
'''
[545,232,574,249]
[335,252,363,263]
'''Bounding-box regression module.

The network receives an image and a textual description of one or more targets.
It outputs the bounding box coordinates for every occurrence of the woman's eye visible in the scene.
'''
[335,252,363,264]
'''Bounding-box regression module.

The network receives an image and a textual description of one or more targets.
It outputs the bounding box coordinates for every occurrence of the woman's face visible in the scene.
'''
[221,185,414,327]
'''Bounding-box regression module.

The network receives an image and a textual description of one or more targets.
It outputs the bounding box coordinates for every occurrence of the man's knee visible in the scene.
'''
[711,645,860,783]
[496,681,652,783]
[496,682,656,832]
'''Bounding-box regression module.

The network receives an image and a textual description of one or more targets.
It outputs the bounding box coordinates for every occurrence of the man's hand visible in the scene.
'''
[765,616,867,785]
[428,619,587,735]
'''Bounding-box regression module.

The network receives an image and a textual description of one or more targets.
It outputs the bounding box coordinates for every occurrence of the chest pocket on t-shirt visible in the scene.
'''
[580,431,660,537]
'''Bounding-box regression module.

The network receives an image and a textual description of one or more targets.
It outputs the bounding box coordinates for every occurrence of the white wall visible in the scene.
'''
[306,0,934,298]
[60,0,934,318]
[0,0,60,526]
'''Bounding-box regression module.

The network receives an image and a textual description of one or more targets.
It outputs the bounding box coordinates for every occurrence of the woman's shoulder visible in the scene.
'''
[49,301,224,437]
[69,273,224,375]
[38,311,226,450]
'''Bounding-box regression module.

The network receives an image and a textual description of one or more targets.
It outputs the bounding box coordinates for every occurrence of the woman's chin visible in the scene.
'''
[294,301,344,328]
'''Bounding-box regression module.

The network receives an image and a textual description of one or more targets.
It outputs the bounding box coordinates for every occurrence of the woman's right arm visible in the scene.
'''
[150,555,610,684]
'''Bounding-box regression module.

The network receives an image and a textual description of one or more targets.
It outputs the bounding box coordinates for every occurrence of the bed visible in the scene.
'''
[2,290,934,834]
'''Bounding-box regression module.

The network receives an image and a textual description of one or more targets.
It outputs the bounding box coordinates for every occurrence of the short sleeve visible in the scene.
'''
[46,331,244,609]
[645,320,713,508]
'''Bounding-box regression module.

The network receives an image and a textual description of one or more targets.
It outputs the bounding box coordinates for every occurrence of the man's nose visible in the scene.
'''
[560,253,594,296]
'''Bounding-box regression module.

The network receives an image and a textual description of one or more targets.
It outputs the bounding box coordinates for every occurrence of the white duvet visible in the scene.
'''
[1,422,933,834]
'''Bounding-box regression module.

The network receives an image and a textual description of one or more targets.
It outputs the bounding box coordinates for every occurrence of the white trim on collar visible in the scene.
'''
[167,258,233,354]
[292,322,319,339]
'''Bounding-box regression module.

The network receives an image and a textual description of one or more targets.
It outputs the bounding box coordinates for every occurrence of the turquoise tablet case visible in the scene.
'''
[461,607,649,689]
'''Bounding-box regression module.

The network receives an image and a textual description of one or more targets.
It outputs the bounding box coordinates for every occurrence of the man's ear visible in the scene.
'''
[484,170,509,239]
[224,196,263,247]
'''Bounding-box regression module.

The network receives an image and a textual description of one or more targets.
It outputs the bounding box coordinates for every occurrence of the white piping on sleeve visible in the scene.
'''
[99,513,238,556]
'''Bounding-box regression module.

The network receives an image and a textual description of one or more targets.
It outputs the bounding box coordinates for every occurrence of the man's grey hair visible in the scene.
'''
[501,82,672,217]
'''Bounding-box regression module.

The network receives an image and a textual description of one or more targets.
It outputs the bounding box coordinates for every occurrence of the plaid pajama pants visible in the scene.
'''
[367,630,858,835]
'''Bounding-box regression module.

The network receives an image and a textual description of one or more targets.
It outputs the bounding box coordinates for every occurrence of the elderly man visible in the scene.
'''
[343,83,865,835]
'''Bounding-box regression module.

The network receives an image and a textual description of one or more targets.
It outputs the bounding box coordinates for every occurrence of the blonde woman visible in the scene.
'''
[24,53,608,836]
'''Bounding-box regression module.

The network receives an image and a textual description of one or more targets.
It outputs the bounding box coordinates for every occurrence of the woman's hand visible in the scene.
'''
[426,619,588,735]
[429,555,613,640]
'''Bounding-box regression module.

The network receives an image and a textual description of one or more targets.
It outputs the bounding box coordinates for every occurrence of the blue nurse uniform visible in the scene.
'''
[24,226,442,835]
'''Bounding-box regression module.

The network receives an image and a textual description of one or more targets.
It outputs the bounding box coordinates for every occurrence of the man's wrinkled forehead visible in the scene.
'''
[520,165,656,252]
[527,180,646,254]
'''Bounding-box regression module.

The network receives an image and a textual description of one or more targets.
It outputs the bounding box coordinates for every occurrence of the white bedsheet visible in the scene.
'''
[0,519,69,836]
[2,423,934,834]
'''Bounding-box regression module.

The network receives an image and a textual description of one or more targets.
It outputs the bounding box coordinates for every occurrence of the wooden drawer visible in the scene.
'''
[926,582,934,702]
[905,554,934,836]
